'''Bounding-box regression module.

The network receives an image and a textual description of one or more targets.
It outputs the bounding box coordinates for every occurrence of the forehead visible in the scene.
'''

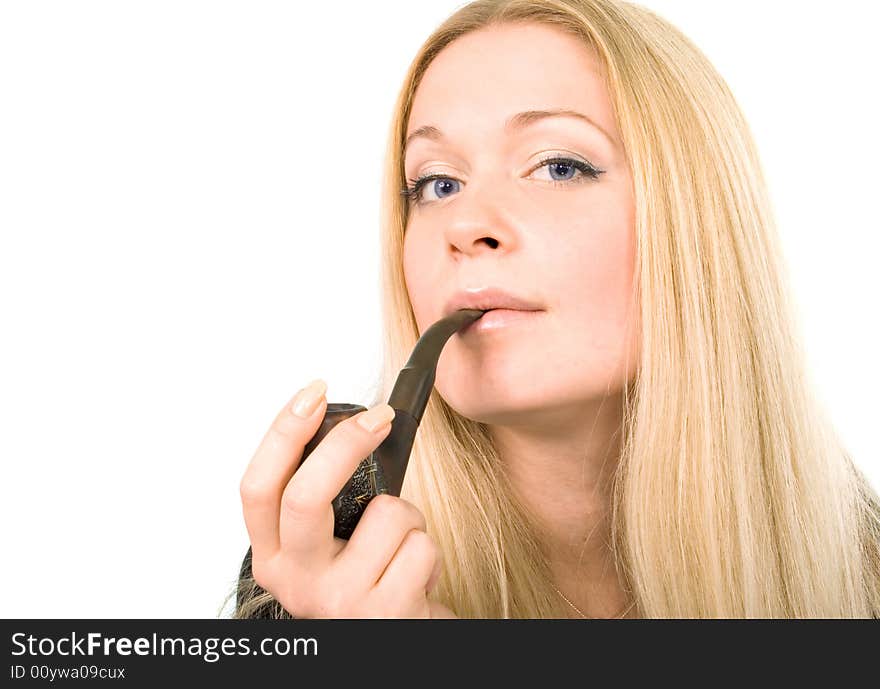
[406,23,616,140]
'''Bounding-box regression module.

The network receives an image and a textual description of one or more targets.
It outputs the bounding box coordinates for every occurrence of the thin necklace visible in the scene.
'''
[551,584,635,619]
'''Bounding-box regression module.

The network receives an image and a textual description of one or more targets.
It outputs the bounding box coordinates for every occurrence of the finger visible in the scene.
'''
[428,601,458,619]
[239,379,328,556]
[374,529,438,601]
[278,403,395,558]
[335,494,427,585]
[425,549,444,594]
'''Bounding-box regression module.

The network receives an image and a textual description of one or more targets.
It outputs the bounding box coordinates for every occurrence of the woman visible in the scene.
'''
[228,0,880,618]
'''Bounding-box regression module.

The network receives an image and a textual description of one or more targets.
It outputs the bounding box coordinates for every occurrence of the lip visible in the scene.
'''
[458,307,544,336]
[443,286,544,318]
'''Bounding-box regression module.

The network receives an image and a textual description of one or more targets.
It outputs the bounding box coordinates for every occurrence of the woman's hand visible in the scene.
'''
[239,379,457,619]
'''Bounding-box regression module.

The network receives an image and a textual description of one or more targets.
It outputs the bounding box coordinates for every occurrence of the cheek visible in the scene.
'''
[402,231,432,329]
[555,199,635,307]
[550,193,639,366]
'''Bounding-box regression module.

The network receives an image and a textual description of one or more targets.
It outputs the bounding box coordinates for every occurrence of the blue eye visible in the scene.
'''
[412,178,461,204]
[400,155,605,207]
[538,160,581,182]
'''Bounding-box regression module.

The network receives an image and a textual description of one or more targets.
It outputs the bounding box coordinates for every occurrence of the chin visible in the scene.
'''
[438,377,541,418]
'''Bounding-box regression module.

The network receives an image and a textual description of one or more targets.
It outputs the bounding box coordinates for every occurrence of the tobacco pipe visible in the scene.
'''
[236,308,486,613]
[315,308,486,539]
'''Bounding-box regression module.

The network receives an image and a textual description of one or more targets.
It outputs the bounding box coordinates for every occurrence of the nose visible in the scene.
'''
[442,181,520,257]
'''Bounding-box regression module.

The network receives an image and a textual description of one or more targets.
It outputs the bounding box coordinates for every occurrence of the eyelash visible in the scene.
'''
[399,155,605,207]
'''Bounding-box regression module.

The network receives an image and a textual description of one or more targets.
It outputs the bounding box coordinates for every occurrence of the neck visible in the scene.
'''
[490,389,632,618]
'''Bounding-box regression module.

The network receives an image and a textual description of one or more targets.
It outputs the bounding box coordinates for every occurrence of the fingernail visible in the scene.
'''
[356,404,395,433]
[291,379,327,418]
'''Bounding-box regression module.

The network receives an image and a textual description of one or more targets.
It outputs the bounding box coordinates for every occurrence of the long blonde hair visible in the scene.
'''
[229,0,880,618]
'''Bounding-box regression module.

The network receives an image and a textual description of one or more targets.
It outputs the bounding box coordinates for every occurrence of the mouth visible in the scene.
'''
[443,286,544,319]
[458,307,544,336]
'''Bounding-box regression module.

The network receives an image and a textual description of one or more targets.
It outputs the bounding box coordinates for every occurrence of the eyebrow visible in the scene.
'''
[403,108,616,159]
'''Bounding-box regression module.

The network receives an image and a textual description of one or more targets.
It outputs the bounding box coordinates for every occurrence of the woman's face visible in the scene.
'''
[402,22,639,431]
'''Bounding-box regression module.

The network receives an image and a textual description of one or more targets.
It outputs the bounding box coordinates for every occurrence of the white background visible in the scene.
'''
[1,1,877,618]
